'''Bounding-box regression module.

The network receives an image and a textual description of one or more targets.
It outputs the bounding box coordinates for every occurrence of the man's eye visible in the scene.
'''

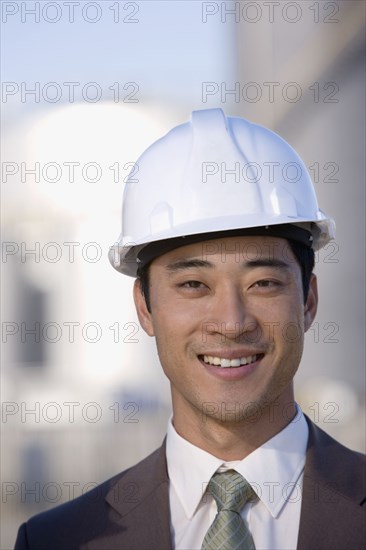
[180,280,205,289]
[252,279,279,288]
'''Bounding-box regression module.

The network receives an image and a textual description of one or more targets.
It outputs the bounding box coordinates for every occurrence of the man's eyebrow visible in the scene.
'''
[165,259,214,272]
[165,258,291,272]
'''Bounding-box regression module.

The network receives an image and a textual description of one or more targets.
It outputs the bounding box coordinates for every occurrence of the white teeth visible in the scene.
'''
[202,354,259,368]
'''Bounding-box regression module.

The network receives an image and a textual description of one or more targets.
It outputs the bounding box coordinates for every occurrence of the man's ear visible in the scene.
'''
[304,273,318,332]
[133,279,155,336]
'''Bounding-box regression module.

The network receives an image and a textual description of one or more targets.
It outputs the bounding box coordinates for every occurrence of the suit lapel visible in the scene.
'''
[297,417,365,550]
[86,441,172,550]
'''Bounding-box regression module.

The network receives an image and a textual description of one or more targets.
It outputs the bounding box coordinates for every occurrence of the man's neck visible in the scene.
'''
[172,400,297,461]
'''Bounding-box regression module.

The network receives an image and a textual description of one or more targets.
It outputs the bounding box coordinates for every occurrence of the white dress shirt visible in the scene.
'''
[166,405,308,550]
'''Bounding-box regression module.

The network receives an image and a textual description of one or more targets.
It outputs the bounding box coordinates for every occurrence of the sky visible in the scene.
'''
[2,0,237,114]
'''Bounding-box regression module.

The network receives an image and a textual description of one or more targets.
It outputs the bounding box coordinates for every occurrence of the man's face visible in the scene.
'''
[134,235,317,426]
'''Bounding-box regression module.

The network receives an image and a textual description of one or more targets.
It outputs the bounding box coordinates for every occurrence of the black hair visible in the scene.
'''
[137,239,315,314]
[287,240,315,301]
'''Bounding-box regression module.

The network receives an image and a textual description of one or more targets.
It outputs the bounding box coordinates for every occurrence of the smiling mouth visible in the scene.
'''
[199,354,263,368]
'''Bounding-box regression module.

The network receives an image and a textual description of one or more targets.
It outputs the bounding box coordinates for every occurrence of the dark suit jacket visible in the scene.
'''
[14,417,366,550]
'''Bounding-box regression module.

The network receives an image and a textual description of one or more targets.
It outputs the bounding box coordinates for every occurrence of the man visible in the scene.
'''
[15,109,365,549]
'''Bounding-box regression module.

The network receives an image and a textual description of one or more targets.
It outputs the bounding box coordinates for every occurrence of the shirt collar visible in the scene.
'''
[166,419,223,519]
[166,405,308,520]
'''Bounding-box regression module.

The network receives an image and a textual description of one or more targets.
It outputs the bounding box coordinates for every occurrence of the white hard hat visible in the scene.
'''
[109,108,334,276]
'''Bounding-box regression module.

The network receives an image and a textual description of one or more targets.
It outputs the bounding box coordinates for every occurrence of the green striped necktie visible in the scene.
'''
[201,470,256,550]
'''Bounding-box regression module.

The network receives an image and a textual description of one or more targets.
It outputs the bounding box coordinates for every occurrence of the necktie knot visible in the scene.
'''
[202,470,256,550]
[208,470,256,513]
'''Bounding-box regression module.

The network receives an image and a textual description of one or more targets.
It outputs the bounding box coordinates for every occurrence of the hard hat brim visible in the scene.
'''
[109,218,335,277]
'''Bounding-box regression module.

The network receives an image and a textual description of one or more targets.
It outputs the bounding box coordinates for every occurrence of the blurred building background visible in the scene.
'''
[1,1,365,548]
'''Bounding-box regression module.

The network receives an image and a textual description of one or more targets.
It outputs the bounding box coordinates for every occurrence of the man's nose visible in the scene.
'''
[203,285,258,341]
